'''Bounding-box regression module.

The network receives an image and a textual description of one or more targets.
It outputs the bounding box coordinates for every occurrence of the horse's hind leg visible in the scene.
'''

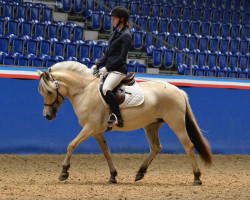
[135,120,164,182]
[168,119,202,185]
[94,132,118,184]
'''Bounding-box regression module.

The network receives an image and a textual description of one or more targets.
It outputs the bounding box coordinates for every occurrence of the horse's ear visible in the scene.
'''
[37,70,42,76]
[44,71,50,80]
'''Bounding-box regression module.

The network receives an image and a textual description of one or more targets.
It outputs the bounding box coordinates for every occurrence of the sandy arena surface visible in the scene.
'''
[0,154,249,200]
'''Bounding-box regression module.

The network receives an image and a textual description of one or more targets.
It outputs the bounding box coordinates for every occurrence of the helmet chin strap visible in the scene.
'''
[115,18,123,28]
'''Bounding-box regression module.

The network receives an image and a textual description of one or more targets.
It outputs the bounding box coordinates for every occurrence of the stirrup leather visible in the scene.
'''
[108,113,118,127]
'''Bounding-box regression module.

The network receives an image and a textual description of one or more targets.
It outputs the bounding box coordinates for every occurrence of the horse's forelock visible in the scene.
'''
[38,72,56,94]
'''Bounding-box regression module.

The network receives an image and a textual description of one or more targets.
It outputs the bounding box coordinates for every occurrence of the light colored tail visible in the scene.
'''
[182,91,213,166]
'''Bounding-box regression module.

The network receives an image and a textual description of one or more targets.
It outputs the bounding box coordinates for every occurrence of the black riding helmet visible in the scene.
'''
[110,6,129,27]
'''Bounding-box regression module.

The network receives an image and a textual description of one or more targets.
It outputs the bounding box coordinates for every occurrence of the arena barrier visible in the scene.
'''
[1,66,250,154]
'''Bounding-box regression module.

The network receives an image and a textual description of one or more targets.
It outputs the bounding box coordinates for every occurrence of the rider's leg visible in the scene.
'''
[102,72,125,127]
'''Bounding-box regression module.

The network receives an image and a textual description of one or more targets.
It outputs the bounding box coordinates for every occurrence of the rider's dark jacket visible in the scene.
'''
[95,26,132,75]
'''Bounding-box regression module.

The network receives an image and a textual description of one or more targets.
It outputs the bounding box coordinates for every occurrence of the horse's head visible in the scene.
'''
[38,70,66,121]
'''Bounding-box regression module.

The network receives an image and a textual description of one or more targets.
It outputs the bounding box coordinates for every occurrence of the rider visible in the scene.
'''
[94,6,132,128]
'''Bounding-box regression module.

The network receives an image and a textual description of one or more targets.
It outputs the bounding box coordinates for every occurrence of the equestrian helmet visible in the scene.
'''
[110,6,129,22]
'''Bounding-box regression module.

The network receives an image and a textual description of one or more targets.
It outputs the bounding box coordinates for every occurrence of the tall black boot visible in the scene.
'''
[104,90,124,127]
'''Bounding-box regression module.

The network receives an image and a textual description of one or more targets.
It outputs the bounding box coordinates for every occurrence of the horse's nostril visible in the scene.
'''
[45,114,52,120]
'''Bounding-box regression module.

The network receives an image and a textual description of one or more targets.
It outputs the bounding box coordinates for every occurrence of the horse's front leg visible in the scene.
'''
[59,127,96,181]
[94,132,118,184]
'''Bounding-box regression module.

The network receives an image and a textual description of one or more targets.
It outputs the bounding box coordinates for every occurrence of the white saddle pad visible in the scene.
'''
[99,79,144,109]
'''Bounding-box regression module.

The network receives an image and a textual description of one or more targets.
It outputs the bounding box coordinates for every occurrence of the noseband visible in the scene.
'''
[43,73,65,107]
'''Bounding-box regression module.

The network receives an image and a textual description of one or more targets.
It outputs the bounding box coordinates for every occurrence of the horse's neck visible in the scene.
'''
[53,70,96,98]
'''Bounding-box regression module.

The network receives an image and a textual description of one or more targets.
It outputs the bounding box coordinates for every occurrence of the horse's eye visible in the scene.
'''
[47,91,52,95]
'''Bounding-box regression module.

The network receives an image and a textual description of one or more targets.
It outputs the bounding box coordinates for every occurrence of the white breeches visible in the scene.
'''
[102,72,125,95]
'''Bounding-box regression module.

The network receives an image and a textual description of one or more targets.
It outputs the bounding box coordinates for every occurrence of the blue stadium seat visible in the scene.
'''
[108,0,118,9]
[45,57,57,67]
[209,37,219,52]
[206,52,217,76]
[163,48,174,68]
[152,48,162,67]
[3,3,14,19]
[34,22,46,38]
[144,32,155,48]
[12,37,24,54]
[62,0,71,12]
[26,39,38,55]
[195,0,203,7]
[222,11,231,24]
[128,60,140,72]
[232,0,241,10]
[169,19,180,34]
[221,23,231,38]
[79,43,90,58]
[73,0,83,13]
[231,12,240,24]
[20,21,33,37]
[188,36,198,51]
[29,6,40,21]
[203,9,212,21]
[60,25,71,40]
[0,19,5,35]
[212,10,221,22]
[92,11,102,31]
[47,23,59,39]
[241,11,250,25]
[130,2,139,15]
[92,44,103,59]
[78,57,90,66]
[217,54,229,77]
[194,52,206,76]
[3,55,15,66]
[223,0,232,10]
[148,17,158,32]
[9,52,21,65]
[158,18,168,33]
[133,30,144,50]
[152,4,161,17]
[0,51,8,64]
[128,15,138,26]
[180,20,190,35]
[52,55,64,62]
[198,36,209,52]
[219,38,229,54]
[193,8,202,21]
[53,41,64,57]
[228,54,239,78]
[137,16,148,31]
[65,42,77,58]
[31,57,43,67]
[175,51,185,66]
[238,55,248,78]
[137,64,146,73]
[200,22,211,36]
[72,26,84,41]
[156,33,166,48]
[242,0,249,12]
[16,5,27,20]
[190,21,200,35]
[241,26,249,39]
[40,40,51,56]
[103,13,112,31]
[239,39,249,55]
[120,1,129,9]
[0,36,10,53]
[17,55,29,66]
[127,63,135,72]
[141,2,151,16]
[178,35,188,50]
[183,7,192,19]
[42,7,53,21]
[38,53,50,67]
[229,38,239,55]
[162,5,171,19]
[7,19,18,35]
[214,0,223,9]
[231,24,241,39]
[167,34,178,48]
[211,23,221,37]
[173,6,182,19]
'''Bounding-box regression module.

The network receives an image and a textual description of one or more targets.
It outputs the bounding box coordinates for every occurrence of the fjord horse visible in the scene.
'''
[38,61,213,185]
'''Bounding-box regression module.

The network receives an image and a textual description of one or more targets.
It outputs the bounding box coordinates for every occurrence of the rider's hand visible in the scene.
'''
[99,67,107,75]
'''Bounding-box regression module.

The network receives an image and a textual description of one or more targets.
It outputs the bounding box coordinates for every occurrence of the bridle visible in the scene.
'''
[43,73,65,107]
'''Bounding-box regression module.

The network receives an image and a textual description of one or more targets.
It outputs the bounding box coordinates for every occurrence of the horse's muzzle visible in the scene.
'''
[43,108,57,121]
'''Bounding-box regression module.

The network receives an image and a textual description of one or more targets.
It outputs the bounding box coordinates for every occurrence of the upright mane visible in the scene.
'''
[50,61,93,75]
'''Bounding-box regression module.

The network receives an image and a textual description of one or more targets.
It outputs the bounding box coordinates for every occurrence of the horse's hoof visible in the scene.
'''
[135,173,144,182]
[59,172,69,181]
[107,178,117,184]
[193,179,202,186]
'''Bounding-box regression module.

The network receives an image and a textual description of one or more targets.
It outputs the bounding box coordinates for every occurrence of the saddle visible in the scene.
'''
[100,73,135,105]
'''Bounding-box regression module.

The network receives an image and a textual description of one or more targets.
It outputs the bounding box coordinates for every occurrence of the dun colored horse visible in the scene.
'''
[38,61,213,185]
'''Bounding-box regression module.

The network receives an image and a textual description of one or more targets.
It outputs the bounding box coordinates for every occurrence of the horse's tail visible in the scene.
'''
[182,91,213,166]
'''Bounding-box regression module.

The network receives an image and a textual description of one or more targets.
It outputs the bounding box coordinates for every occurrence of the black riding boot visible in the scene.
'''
[104,90,124,127]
